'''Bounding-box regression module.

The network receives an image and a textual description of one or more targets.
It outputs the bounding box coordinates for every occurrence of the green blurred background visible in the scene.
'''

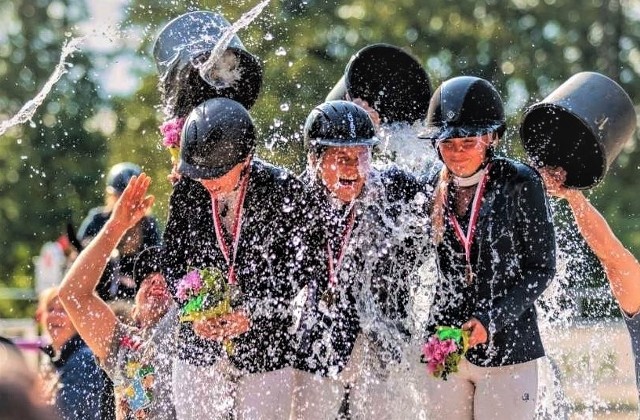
[1,0,639,317]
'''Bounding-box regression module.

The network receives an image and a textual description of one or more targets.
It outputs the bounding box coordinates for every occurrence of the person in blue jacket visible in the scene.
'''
[419,76,556,419]
[37,287,114,419]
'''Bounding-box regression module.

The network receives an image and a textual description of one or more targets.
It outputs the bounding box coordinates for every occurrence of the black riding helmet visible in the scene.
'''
[106,162,142,195]
[133,246,165,285]
[153,11,263,111]
[179,98,256,180]
[304,100,379,156]
[418,76,506,144]
[325,44,431,125]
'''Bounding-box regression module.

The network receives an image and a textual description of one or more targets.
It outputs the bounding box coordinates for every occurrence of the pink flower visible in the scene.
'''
[176,269,203,301]
[160,117,185,149]
[422,337,458,365]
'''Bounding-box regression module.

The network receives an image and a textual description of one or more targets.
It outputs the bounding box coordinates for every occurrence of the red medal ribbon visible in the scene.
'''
[448,164,491,270]
[327,206,357,290]
[211,172,250,285]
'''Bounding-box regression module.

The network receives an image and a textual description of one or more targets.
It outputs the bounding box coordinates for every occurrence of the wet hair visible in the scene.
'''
[430,166,451,245]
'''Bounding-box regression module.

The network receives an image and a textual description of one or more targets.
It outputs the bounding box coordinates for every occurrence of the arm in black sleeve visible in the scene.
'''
[474,172,556,334]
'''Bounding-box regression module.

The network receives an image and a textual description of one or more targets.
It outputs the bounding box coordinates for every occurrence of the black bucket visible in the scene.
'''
[152,11,263,110]
[325,43,431,125]
[520,71,637,189]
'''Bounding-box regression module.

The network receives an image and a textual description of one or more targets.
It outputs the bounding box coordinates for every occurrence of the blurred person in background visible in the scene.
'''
[35,287,115,419]
[0,336,58,420]
[59,173,177,420]
[76,162,161,300]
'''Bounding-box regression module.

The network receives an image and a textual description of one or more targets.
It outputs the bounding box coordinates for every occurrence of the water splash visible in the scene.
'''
[0,37,84,137]
[198,0,271,81]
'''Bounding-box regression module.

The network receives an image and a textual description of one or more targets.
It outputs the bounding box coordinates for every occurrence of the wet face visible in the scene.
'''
[438,133,493,177]
[199,159,250,198]
[315,146,371,203]
[134,273,172,328]
[42,296,76,350]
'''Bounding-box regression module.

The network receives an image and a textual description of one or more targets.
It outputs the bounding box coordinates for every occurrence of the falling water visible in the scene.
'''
[0,37,84,137]
[198,0,271,82]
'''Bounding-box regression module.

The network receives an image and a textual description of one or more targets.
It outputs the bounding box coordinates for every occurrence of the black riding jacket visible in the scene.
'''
[426,157,556,367]
[296,166,427,376]
[163,159,324,373]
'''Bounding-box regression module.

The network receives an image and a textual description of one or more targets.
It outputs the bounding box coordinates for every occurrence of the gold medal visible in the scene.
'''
[320,289,336,311]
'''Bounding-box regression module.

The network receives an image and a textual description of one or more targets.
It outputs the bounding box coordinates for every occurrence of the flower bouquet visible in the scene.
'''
[176,267,233,322]
[421,326,470,380]
[159,117,185,164]
[176,267,236,354]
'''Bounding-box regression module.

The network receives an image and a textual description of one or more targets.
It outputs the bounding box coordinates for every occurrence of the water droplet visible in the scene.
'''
[264,33,274,41]
[275,47,287,56]
[280,103,290,112]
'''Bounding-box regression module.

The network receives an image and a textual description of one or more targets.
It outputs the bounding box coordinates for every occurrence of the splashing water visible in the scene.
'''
[0,37,84,137]
[198,0,271,82]
[374,121,438,173]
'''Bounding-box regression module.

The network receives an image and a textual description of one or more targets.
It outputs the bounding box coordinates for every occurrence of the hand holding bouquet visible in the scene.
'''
[176,267,248,355]
[176,267,233,322]
[421,326,470,380]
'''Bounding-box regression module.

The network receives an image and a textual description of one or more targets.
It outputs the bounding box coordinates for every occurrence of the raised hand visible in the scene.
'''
[110,173,155,232]
[351,97,381,128]
[539,166,571,200]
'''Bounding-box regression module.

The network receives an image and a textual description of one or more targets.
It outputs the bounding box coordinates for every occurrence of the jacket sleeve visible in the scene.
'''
[474,172,556,335]
[163,178,201,298]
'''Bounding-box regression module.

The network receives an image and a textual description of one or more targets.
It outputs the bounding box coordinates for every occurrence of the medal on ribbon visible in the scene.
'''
[448,165,491,285]
[323,206,357,310]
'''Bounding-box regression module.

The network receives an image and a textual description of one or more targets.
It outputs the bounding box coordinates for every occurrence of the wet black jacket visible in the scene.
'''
[163,159,324,373]
[296,167,426,376]
[426,157,556,367]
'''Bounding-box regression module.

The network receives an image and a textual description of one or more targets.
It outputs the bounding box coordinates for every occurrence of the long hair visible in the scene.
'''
[431,166,451,245]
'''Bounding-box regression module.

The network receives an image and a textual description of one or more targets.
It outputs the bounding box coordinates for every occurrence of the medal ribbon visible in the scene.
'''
[211,171,250,285]
[326,206,357,290]
[448,164,491,271]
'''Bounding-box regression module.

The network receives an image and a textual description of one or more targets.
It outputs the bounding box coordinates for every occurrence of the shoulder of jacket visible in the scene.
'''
[491,157,541,184]
[252,158,304,191]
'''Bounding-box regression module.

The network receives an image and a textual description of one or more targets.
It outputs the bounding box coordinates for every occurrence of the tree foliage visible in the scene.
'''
[2,0,640,316]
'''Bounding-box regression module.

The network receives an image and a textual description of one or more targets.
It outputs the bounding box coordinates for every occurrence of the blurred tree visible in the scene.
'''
[0,0,108,317]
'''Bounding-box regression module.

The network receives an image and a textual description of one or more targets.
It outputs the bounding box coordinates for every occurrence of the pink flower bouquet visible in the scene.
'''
[421,326,470,380]
[176,267,232,323]
[159,117,185,164]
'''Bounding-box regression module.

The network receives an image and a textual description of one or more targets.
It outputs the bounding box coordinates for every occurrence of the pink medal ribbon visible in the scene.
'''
[323,206,357,306]
[211,174,250,285]
[447,164,491,284]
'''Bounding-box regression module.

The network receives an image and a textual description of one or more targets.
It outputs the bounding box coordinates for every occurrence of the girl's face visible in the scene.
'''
[134,273,172,328]
[199,159,249,198]
[438,133,493,177]
[42,296,76,350]
[314,146,371,204]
